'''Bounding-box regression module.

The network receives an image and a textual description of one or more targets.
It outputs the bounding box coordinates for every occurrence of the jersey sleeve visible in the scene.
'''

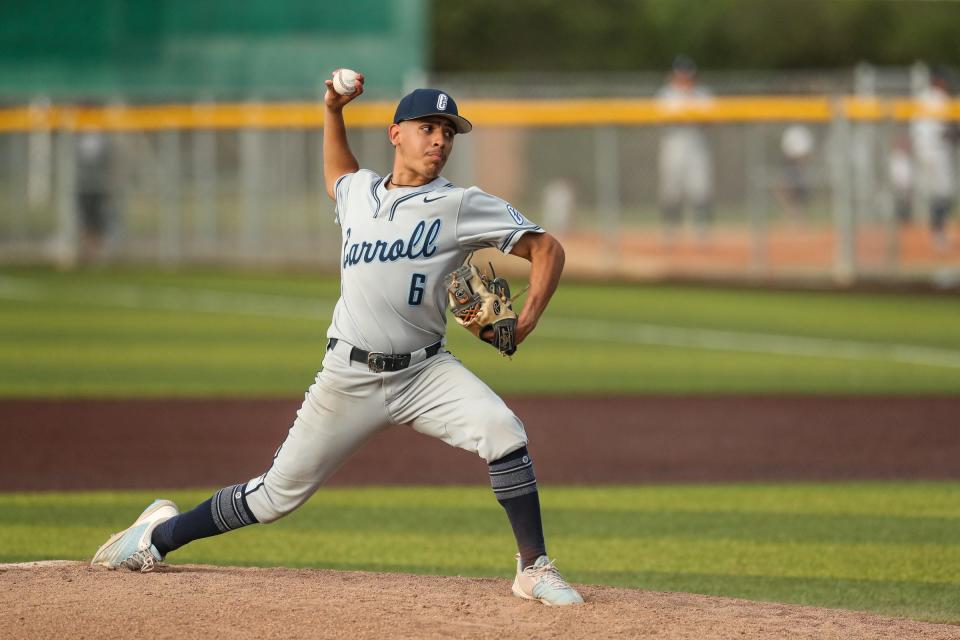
[333,172,356,226]
[455,187,544,253]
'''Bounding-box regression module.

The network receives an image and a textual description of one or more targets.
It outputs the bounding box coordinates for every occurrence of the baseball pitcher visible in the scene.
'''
[90,72,583,606]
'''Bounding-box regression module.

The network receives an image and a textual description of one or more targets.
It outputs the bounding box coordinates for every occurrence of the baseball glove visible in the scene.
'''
[444,262,517,356]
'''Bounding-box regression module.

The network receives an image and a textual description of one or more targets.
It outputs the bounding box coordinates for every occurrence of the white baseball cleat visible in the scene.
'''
[512,554,584,605]
[90,499,179,573]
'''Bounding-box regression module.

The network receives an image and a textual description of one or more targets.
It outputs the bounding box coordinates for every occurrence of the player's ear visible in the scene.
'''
[388,123,402,147]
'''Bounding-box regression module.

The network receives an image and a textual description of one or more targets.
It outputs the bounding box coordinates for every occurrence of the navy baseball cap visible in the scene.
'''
[393,88,472,134]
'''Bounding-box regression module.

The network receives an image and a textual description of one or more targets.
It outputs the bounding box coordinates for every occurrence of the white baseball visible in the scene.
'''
[332,69,358,96]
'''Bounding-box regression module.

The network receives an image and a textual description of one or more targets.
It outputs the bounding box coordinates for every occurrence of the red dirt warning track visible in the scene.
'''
[2,396,958,490]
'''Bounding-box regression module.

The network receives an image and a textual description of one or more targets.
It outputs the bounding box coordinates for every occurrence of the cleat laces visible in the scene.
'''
[525,558,572,591]
[122,548,158,573]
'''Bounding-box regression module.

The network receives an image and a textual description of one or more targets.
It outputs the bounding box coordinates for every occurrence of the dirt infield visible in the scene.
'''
[3,395,960,490]
[1,561,957,640]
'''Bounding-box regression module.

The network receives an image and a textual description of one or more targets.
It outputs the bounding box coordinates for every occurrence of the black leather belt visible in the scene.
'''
[327,338,442,373]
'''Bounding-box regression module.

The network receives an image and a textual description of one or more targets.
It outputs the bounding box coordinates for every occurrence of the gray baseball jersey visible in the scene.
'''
[329,169,542,353]
[243,170,544,523]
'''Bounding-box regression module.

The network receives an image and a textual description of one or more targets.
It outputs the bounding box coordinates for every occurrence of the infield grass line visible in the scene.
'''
[4,274,960,371]
[0,276,329,320]
[543,318,960,370]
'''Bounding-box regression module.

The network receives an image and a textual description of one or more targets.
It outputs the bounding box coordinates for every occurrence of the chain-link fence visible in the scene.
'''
[1,65,958,284]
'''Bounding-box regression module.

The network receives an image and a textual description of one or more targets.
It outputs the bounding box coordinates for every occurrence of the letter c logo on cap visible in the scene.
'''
[437,94,448,111]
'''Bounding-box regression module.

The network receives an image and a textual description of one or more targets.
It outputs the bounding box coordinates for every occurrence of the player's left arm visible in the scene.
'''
[509,231,565,345]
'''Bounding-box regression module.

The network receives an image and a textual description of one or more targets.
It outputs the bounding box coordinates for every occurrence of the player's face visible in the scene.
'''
[392,117,456,180]
[672,71,695,90]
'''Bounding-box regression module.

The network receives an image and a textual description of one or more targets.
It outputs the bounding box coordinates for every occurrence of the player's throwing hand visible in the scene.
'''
[324,69,365,111]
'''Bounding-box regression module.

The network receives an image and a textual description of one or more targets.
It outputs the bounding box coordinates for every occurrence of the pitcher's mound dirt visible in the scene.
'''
[1,562,956,640]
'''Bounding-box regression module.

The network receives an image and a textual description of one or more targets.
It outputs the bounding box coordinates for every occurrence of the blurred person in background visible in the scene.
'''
[775,124,816,225]
[540,177,576,239]
[656,55,714,243]
[910,67,958,250]
[75,128,118,263]
[887,133,914,226]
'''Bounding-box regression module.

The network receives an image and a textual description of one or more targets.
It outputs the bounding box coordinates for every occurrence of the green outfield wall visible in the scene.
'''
[0,0,426,100]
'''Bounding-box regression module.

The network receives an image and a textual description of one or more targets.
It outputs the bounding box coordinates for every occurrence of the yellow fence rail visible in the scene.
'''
[2,97,960,132]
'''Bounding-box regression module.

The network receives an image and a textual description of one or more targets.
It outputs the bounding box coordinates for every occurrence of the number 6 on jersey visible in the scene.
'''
[408,273,427,305]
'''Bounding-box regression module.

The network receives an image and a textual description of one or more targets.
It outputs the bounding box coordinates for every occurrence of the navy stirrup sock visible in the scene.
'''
[152,483,258,557]
[489,447,547,569]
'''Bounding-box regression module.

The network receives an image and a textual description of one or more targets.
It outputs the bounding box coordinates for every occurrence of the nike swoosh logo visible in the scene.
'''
[424,195,447,203]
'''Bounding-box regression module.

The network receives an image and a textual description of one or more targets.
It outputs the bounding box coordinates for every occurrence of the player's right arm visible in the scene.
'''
[323,71,365,200]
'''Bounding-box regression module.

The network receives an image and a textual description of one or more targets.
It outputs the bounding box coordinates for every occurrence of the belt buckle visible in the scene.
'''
[366,352,387,373]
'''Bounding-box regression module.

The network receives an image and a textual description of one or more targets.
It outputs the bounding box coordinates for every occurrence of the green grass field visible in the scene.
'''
[2,266,960,396]
[2,483,958,623]
[3,266,959,625]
